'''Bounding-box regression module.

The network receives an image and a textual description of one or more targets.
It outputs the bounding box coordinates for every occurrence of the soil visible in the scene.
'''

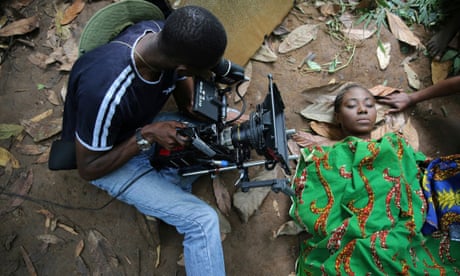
[1,1,460,276]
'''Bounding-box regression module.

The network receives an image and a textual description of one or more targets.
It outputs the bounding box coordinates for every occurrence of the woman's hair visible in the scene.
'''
[159,5,227,69]
[333,83,373,113]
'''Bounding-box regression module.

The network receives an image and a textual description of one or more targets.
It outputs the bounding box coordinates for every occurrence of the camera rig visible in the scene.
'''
[151,60,296,196]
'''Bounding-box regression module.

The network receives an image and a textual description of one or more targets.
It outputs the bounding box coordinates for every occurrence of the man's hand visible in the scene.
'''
[377,93,413,114]
[142,121,189,150]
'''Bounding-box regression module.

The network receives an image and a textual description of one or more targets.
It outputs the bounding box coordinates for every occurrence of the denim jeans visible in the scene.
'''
[91,112,225,276]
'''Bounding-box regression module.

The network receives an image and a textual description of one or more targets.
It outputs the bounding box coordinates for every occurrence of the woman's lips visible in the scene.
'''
[357,118,371,123]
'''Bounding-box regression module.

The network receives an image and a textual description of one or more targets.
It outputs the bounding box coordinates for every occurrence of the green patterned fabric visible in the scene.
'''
[290,132,460,275]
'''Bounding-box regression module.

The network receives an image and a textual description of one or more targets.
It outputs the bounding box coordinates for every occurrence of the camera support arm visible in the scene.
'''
[238,178,295,197]
[181,155,298,196]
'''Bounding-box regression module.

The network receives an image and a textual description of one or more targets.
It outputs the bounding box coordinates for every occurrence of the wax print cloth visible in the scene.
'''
[290,132,460,275]
[422,154,460,239]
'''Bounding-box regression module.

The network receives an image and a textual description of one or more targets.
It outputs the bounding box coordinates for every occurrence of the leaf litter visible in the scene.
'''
[0,0,442,271]
[0,16,39,37]
[0,168,33,216]
[278,24,319,54]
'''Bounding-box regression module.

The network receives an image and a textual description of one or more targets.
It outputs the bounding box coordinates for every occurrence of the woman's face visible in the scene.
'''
[335,87,377,139]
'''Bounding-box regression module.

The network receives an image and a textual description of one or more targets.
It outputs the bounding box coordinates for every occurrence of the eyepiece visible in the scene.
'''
[212,58,247,85]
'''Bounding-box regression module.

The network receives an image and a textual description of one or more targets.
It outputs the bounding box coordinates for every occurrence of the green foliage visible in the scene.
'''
[354,0,442,38]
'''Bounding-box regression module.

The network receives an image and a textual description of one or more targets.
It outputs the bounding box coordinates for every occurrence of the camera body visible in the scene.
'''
[151,60,295,195]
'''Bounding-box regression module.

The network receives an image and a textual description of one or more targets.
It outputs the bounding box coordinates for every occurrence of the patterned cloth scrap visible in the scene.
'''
[290,132,460,275]
[422,154,460,238]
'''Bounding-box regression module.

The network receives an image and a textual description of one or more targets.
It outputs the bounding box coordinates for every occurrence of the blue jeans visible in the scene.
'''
[91,112,225,276]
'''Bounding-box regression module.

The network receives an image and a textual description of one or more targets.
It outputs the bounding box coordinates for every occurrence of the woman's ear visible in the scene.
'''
[334,112,341,126]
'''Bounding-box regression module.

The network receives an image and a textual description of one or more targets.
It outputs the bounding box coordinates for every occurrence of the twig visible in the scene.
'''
[20,246,37,276]
[300,44,356,73]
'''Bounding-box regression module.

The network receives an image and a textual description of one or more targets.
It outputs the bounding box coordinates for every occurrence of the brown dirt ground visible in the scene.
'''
[1,1,460,276]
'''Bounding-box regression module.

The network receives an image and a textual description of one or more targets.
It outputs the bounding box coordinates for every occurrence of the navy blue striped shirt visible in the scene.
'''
[62,20,183,151]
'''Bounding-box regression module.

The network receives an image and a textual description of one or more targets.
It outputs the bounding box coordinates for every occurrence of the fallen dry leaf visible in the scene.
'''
[403,60,421,90]
[279,24,319,54]
[291,130,335,147]
[36,209,54,218]
[177,253,185,266]
[16,144,47,155]
[339,12,354,29]
[87,230,123,275]
[300,95,336,123]
[287,139,301,157]
[44,89,61,106]
[386,10,423,49]
[75,240,84,257]
[61,0,86,25]
[319,3,340,17]
[36,208,54,228]
[216,208,232,237]
[431,60,452,84]
[0,147,20,168]
[251,41,278,63]
[368,85,401,96]
[22,117,62,142]
[371,114,419,150]
[155,245,161,268]
[310,121,343,140]
[37,234,65,245]
[27,52,48,69]
[60,82,68,101]
[212,175,232,216]
[376,42,391,70]
[63,37,79,63]
[0,169,33,216]
[58,222,79,235]
[272,199,280,217]
[273,220,304,238]
[342,27,376,41]
[273,24,289,36]
[10,0,35,9]
[0,16,39,37]
[28,109,53,123]
[233,169,277,222]
[46,47,64,65]
[35,148,50,164]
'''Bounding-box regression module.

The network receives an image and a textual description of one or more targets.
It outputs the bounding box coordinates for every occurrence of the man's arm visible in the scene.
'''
[76,121,187,181]
[378,75,460,113]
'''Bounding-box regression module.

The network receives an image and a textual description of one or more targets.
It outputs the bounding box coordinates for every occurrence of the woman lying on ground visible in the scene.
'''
[289,84,460,275]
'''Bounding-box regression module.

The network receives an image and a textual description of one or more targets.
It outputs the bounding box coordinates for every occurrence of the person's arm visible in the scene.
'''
[172,77,195,115]
[76,120,188,181]
[378,75,460,113]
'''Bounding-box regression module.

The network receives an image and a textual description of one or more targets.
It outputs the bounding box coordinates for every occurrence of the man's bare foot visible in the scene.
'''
[426,16,460,61]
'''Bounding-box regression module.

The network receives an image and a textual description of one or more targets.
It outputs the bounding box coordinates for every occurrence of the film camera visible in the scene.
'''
[151,59,296,196]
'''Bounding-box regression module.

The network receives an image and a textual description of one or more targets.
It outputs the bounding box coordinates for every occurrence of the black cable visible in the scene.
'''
[0,168,154,211]
[226,80,248,125]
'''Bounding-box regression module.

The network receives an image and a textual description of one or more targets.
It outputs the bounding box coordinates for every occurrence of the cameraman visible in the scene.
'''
[61,6,227,275]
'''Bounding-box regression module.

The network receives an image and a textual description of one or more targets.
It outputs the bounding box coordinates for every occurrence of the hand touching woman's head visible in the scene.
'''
[334,84,377,139]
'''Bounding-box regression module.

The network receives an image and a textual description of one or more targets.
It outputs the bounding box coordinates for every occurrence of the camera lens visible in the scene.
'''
[230,113,264,150]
